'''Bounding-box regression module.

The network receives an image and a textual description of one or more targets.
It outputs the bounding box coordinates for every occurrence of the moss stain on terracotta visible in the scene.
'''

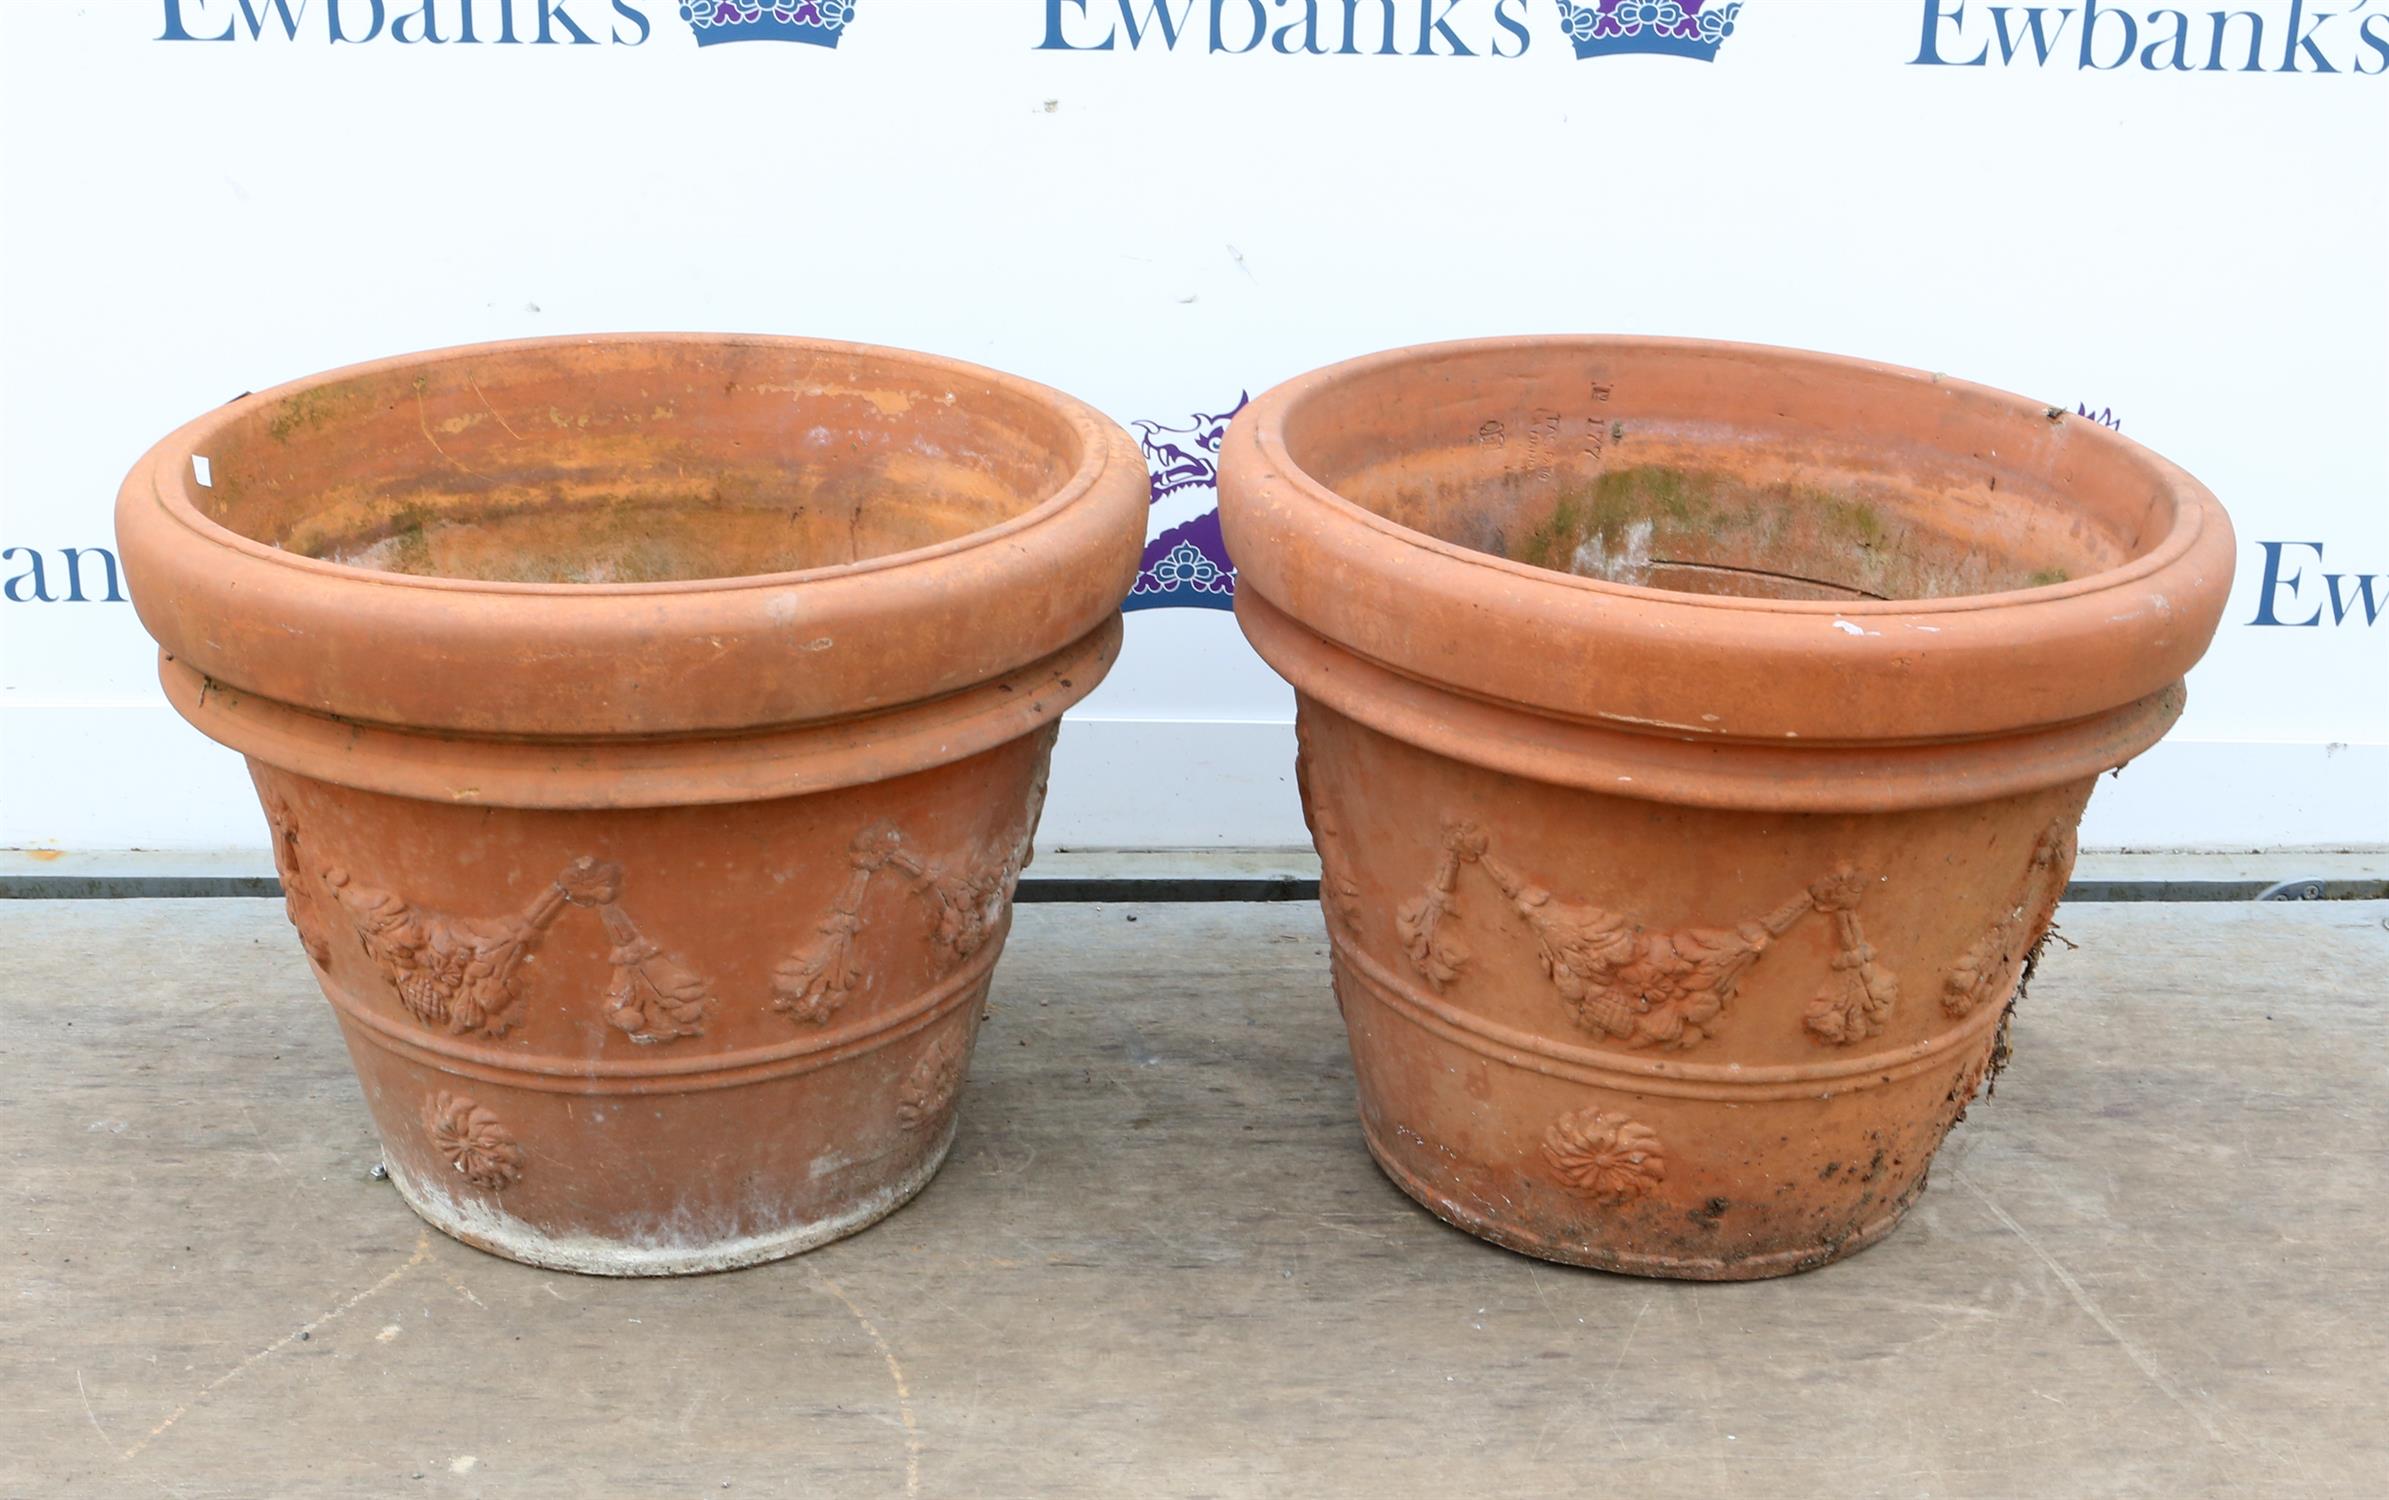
[1508,463,2094,601]
[1516,466,1711,572]
[267,388,339,443]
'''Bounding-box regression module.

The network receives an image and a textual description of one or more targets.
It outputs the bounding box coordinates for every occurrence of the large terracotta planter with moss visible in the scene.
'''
[118,334,1145,1274]
[1220,337,2233,1279]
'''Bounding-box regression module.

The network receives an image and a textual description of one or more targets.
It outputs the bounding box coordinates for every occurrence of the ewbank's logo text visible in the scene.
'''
[1912,0,2388,72]
[1036,0,1745,59]
[3,547,125,604]
[1037,0,1535,54]
[2248,543,2385,626]
[160,0,655,43]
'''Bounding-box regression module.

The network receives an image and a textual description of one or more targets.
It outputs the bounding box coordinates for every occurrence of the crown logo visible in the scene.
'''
[1125,394,1248,613]
[1554,0,1741,61]
[680,0,854,48]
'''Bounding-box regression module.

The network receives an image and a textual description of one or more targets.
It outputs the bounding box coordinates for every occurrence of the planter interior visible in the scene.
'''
[1285,346,2166,603]
[194,342,1082,583]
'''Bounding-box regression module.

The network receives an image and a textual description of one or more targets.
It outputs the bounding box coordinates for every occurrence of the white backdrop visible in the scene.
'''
[3,0,2383,854]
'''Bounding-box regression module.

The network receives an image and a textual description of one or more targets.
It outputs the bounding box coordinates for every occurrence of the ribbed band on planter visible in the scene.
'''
[1221,336,2233,1280]
[117,335,1148,1275]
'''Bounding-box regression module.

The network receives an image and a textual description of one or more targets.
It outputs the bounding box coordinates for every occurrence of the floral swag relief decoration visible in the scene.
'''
[1943,820,2077,1018]
[261,792,338,970]
[772,823,1033,1026]
[320,856,717,1045]
[895,1031,971,1132]
[1293,716,1365,933]
[270,738,1052,1045]
[1397,821,1900,1050]
[774,733,1054,1027]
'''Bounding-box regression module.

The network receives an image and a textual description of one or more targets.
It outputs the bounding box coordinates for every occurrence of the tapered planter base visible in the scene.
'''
[1360,1122,1927,1281]
[385,1117,960,1277]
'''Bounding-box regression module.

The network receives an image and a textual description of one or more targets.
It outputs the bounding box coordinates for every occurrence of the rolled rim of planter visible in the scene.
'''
[117,333,1148,764]
[1222,336,2236,779]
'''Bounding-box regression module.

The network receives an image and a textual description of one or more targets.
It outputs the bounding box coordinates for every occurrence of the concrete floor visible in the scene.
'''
[4,899,2384,1498]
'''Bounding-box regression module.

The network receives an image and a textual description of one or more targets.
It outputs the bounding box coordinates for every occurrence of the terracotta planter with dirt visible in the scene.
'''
[117,335,1145,1274]
[1220,337,2233,1279]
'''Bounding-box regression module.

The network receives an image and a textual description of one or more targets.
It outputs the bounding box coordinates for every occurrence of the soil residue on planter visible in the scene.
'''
[205,349,1080,584]
[288,470,1025,584]
[1507,465,2075,602]
[311,493,867,584]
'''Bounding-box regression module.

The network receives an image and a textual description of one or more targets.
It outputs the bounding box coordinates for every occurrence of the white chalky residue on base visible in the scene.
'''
[383,1119,958,1277]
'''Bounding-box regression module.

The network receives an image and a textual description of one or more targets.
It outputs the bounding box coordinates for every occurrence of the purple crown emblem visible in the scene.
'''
[1554,0,1740,61]
[1124,395,1247,613]
[680,0,853,48]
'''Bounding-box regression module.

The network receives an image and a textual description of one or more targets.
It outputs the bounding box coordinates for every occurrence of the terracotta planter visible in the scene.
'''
[118,335,1145,1274]
[1220,337,2233,1279]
